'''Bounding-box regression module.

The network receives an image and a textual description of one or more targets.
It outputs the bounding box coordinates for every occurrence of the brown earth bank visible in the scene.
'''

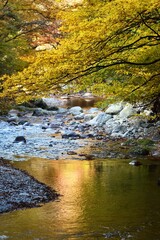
[0,158,59,214]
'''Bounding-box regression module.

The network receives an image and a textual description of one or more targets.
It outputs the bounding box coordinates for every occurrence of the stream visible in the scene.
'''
[0,157,160,240]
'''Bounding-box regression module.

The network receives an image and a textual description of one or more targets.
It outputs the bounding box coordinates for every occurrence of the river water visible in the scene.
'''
[0,158,160,240]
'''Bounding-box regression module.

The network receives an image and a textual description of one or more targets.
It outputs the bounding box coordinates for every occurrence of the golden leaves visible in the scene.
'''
[1,0,159,104]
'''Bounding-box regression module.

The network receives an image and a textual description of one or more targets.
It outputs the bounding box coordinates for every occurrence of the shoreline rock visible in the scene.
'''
[0,98,160,214]
[0,159,59,214]
[0,100,160,161]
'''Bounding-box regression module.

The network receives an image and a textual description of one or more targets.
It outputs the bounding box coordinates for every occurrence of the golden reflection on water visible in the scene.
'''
[49,161,94,225]
[1,158,160,240]
[14,159,97,228]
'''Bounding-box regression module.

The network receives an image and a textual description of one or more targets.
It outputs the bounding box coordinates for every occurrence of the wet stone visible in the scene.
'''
[13,136,26,144]
[0,161,59,213]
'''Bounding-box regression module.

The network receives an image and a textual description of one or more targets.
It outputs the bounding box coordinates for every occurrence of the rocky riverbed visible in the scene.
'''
[0,159,59,214]
[0,98,160,161]
[0,96,160,213]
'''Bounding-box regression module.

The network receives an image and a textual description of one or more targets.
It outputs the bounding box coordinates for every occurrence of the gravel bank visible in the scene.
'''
[0,159,59,214]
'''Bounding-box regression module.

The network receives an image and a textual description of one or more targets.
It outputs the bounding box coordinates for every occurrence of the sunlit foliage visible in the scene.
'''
[1,0,160,106]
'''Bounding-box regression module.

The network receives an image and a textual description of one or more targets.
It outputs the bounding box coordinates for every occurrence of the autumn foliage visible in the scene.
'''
[0,0,160,108]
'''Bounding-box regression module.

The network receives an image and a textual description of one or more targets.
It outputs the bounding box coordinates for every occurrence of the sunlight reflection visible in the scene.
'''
[50,161,94,225]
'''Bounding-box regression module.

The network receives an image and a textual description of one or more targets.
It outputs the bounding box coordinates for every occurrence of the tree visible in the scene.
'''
[1,0,160,108]
[0,0,60,76]
[0,0,59,112]
[0,0,28,76]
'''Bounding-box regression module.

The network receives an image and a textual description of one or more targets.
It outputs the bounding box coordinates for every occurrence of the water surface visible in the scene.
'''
[0,158,160,240]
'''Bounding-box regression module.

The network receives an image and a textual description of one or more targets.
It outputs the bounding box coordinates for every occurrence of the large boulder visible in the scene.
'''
[32,108,56,116]
[23,98,60,111]
[43,97,64,108]
[87,112,112,127]
[69,106,83,116]
[105,102,123,115]
[87,107,100,114]
[23,99,48,109]
[118,103,135,119]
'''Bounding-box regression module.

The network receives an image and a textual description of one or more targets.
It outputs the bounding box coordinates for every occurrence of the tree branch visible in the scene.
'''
[139,12,160,37]
[130,73,160,94]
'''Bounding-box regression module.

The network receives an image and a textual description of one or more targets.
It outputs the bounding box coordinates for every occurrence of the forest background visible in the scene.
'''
[0,0,159,114]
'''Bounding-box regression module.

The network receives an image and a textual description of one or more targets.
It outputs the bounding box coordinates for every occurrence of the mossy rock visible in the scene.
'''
[123,138,155,147]
[129,146,150,156]
[136,139,155,146]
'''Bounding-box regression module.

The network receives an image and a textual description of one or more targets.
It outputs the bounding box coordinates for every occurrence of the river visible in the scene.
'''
[0,157,160,240]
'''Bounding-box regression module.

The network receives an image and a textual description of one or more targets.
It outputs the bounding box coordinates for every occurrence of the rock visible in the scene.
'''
[84,154,95,160]
[143,109,153,116]
[0,120,9,128]
[85,132,95,138]
[7,116,19,123]
[13,136,26,144]
[61,130,80,139]
[33,99,48,109]
[0,162,59,213]
[118,103,135,119]
[129,160,142,166]
[87,107,100,114]
[84,114,95,121]
[152,131,160,141]
[8,109,21,117]
[41,125,48,130]
[79,153,95,160]
[74,113,84,120]
[129,146,150,156]
[156,121,160,127]
[37,99,58,111]
[32,108,56,116]
[69,106,83,116]
[67,151,77,155]
[22,98,59,111]
[49,122,62,129]
[57,108,68,114]
[87,113,112,126]
[47,106,59,111]
[43,97,64,108]
[18,120,28,125]
[152,150,160,157]
[0,235,8,239]
[105,102,123,114]
[35,43,54,51]
[23,122,32,127]
[82,92,93,98]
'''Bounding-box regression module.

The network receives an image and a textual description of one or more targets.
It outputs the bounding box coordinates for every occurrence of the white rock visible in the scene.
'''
[105,102,123,114]
[43,97,63,107]
[35,44,54,51]
[143,109,153,116]
[87,113,112,126]
[87,107,100,114]
[84,114,95,121]
[69,106,83,115]
[82,92,93,98]
[0,235,9,239]
[74,113,84,120]
[118,103,135,119]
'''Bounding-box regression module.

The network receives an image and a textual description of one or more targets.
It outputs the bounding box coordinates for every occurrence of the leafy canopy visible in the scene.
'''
[1,0,160,105]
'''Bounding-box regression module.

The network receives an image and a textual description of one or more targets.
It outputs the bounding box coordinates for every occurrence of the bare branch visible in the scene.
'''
[139,12,160,37]
[130,73,160,94]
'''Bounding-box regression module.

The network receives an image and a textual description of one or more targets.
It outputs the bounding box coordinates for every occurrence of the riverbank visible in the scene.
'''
[0,97,160,213]
[0,97,160,161]
[0,158,59,214]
